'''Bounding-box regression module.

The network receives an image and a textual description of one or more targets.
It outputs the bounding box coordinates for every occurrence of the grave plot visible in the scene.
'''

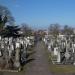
[0,36,35,71]
[43,34,75,65]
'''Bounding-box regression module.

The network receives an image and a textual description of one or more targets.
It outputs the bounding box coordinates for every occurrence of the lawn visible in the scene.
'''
[50,64,75,73]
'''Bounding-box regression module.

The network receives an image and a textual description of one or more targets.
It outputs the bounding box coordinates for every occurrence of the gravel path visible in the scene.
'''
[25,41,52,75]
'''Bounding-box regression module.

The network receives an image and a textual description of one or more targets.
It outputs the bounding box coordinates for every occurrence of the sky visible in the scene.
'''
[0,0,75,29]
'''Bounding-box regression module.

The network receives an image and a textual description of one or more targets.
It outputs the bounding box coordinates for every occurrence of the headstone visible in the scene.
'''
[16,42,20,48]
[0,51,2,56]
[48,44,51,52]
[57,52,60,63]
[0,36,1,40]
[14,42,20,68]
[54,47,58,55]
[65,52,70,59]
[11,44,14,50]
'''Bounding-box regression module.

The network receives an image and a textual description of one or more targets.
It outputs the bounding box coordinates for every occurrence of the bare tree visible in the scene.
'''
[62,25,74,40]
[62,25,74,35]
[0,5,15,25]
[48,23,60,38]
[21,23,33,37]
[0,5,15,35]
[0,15,7,32]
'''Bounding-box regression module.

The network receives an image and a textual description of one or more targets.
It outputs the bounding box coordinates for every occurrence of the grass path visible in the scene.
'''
[25,41,52,75]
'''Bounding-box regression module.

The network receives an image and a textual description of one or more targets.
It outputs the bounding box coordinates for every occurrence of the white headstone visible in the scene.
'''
[16,42,20,48]
[0,36,1,40]
[11,44,14,50]
[65,52,70,59]
[57,52,60,63]
[0,51,2,56]
[54,47,58,55]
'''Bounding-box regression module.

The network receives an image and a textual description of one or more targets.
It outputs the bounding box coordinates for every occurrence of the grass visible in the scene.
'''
[50,64,75,73]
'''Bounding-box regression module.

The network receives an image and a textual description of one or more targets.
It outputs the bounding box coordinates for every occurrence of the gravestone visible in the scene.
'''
[57,51,61,63]
[14,42,20,68]
[54,47,58,55]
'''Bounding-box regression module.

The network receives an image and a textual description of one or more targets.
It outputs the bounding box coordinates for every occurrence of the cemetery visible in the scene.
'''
[0,35,35,71]
[43,34,75,65]
[1,4,75,75]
